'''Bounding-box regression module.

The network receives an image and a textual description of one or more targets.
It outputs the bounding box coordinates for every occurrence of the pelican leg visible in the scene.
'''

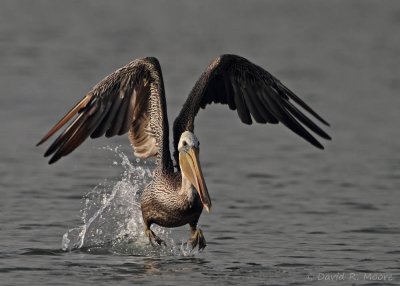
[187,223,207,251]
[145,227,166,247]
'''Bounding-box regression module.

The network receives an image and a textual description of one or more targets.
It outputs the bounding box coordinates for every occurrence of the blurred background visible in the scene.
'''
[0,1,399,285]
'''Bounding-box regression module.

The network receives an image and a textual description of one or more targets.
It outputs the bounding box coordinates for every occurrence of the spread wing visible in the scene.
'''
[173,54,331,163]
[37,57,173,170]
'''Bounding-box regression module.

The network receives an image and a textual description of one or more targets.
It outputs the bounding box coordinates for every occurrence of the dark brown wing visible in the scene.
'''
[173,54,331,162]
[37,57,173,170]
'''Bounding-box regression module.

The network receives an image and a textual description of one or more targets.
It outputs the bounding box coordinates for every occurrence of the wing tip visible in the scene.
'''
[36,139,44,147]
[48,156,59,164]
[319,117,330,127]
[44,148,52,158]
[36,132,55,147]
[308,133,328,150]
[306,136,325,150]
[36,95,92,148]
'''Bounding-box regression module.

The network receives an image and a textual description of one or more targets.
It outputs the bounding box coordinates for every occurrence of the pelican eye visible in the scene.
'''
[183,141,187,146]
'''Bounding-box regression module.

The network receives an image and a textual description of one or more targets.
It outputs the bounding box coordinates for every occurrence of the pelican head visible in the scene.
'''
[178,131,212,213]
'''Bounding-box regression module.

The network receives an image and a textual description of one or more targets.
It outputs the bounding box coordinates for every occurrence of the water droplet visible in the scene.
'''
[60,146,178,255]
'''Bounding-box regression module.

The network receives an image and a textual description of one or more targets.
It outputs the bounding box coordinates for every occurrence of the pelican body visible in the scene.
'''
[37,55,331,250]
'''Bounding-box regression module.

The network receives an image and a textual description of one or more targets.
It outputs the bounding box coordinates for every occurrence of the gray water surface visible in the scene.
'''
[1,1,400,285]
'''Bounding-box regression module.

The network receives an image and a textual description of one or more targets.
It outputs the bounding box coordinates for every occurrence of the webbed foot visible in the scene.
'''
[187,228,206,251]
[145,228,166,247]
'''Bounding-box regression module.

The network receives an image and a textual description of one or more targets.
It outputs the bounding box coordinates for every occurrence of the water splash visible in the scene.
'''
[61,146,187,256]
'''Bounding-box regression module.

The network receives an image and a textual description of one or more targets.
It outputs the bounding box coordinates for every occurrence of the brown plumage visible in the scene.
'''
[37,55,331,250]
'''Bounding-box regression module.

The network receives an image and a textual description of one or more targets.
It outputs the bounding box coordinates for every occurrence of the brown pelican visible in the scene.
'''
[37,55,331,250]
